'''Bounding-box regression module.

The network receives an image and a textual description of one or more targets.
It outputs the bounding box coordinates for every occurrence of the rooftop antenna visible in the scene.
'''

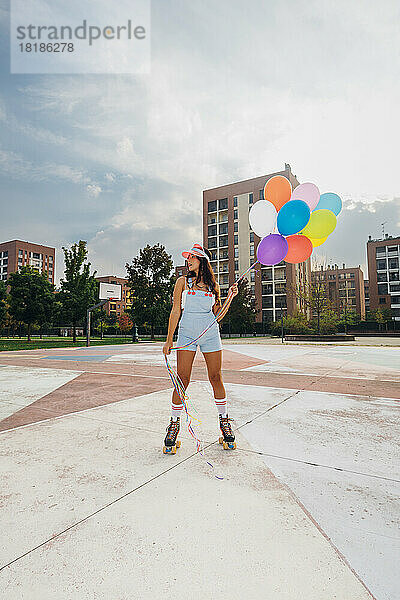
[381,222,387,238]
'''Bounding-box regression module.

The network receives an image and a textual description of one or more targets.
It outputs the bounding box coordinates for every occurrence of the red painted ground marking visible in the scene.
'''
[0,372,172,432]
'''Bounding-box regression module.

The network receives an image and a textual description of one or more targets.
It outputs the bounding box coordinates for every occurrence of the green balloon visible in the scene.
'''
[302,209,336,238]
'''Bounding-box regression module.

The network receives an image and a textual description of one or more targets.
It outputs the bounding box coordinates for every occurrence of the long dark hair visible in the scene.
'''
[186,247,221,305]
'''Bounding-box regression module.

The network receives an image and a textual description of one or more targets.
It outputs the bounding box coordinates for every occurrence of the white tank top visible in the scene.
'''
[181,277,215,309]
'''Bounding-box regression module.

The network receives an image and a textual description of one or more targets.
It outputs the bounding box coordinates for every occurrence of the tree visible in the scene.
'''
[0,281,7,329]
[224,278,259,335]
[316,308,339,334]
[373,307,393,332]
[338,309,360,333]
[270,310,310,336]
[58,241,98,342]
[288,278,330,334]
[8,266,55,341]
[125,244,174,340]
[118,312,133,334]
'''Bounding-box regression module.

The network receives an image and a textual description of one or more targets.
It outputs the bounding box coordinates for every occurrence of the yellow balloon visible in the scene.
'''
[302,209,336,238]
[308,236,328,247]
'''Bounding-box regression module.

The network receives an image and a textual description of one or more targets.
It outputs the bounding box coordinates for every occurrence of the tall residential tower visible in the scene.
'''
[202,164,310,323]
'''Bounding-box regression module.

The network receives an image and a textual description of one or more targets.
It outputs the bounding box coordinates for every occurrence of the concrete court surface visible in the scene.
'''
[0,341,398,599]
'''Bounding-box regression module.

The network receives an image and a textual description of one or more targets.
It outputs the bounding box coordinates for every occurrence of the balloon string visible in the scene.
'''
[164,260,259,479]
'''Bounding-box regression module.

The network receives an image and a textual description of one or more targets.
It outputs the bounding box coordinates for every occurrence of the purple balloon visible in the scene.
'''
[257,234,289,266]
[291,182,320,211]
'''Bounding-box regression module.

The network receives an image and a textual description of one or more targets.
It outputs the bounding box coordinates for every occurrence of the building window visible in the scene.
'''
[208,225,217,238]
[234,234,238,245]
[234,260,239,271]
[262,268,273,281]
[276,295,287,308]
[234,209,238,220]
[389,271,399,282]
[234,222,238,233]
[249,193,253,204]
[375,246,386,256]
[388,246,398,253]
[233,196,237,207]
[377,272,387,282]
[250,271,255,282]
[209,238,217,249]
[262,296,273,308]
[208,200,217,212]
[218,198,228,210]
[18,249,23,256]
[219,235,228,247]
[250,243,254,257]
[234,248,239,258]
[219,223,228,235]
[262,283,273,295]
[259,189,263,200]
[389,258,399,270]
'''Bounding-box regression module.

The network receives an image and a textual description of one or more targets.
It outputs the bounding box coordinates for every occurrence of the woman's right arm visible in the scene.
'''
[163,277,184,355]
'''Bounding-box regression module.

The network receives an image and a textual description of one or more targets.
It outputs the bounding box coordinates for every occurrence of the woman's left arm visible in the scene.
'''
[213,282,238,320]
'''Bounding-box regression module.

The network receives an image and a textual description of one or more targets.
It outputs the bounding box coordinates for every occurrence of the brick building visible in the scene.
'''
[174,265,188,279]
[364,280,370,313]
[95,276,133,317]
[367,234,400,320]
[312,264,366,320]
[0,239,55,284]
[202,164,311,323]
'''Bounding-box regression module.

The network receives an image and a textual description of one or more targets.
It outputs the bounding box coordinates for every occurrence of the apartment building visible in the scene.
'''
[202,164,310,323]
[174,265,188,279]
[312,264,366,319]
[0,239,55,283]
[367,234,400,320]
[95,275,133,317]
[364,280,370,314]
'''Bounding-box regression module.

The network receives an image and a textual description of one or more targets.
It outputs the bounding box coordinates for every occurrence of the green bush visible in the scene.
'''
[271,311,311,335]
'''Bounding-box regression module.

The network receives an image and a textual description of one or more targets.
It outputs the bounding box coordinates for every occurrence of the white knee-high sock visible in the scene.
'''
[171,401,183,421]
[215,398,227,417]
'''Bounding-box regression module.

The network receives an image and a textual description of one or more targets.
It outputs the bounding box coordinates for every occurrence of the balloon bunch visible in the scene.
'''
[249,175,342,265]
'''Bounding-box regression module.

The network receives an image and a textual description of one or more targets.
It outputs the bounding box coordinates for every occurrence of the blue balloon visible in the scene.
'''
[277,200,310,236]
[315,192,342,215]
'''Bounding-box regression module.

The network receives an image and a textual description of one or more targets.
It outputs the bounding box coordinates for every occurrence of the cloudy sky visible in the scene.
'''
[1,0,399,283]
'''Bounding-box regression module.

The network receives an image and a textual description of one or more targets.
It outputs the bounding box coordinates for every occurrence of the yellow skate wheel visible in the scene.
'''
[219,436,223,444]
[176,440,181,448]
[171,445,177,454]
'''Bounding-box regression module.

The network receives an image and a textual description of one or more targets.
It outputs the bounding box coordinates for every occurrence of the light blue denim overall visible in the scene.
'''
[176,277,222,352]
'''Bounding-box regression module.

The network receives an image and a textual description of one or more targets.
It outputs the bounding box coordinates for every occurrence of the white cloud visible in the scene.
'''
[87,184,102,197]
[0,146,90,184]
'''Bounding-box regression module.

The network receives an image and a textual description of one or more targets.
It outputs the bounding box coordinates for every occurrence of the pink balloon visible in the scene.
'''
[291,183,320,211]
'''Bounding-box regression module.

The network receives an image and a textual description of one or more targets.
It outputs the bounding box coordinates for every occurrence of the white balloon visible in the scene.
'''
[249,200,277,237]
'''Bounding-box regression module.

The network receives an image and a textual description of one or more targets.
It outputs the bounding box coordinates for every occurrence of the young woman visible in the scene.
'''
[162,243,238,452]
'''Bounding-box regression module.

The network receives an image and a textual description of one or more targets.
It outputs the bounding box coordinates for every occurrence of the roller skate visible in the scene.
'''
[163,417,181,454]
[219,414,236,450]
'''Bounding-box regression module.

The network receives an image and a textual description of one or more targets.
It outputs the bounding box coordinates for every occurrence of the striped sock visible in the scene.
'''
[171,401,184,421]
[215,398,227,417]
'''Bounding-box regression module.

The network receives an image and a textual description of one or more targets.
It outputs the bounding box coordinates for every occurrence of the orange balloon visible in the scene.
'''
[264,175,292,211]
[284,235,313,264]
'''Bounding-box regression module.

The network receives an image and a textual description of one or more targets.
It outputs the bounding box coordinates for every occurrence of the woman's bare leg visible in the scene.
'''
[203,350,225,399]
[172,350,196,405]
